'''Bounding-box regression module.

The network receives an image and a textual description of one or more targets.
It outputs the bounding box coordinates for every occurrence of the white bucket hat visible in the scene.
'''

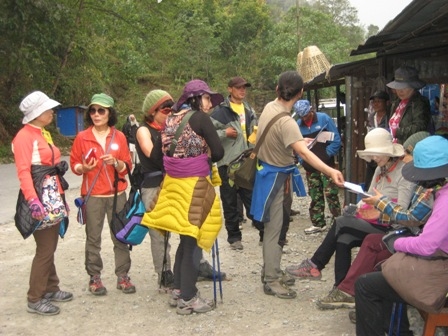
[20,91,60,124]
[357,128,404,162]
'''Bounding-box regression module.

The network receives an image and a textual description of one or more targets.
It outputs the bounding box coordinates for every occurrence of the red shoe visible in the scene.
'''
[117,274,136,294]
[89,275,107,295]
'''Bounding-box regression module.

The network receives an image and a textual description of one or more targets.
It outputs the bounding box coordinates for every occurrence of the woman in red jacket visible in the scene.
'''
[70,93,133,296]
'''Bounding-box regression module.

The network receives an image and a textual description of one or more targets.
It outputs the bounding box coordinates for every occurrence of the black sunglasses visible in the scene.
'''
[88,107,107,115]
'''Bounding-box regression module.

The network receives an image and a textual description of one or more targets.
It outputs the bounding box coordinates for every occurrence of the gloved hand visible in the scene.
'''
[29,198,48,221]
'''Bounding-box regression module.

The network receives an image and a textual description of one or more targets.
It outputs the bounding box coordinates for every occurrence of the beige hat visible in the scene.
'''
[357,128,404,162]
[20,91,60,124]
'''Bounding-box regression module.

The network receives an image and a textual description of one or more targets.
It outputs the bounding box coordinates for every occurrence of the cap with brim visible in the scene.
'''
[369,90,390,101]
[173,79,224,111]
[357,128,404,162]
[228,77,251,88]
[386,66,426,90]
[20,91,61,124]
[88,93,114,108]
[292,100,311,118]
[402,136,448,181]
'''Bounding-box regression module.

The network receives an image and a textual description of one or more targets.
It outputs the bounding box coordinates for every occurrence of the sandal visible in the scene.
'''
[263,281,297,299]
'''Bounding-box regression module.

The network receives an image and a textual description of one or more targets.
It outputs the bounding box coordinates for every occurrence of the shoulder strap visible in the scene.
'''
[169,110,196,156]
[111,162,132,217]
[253,112,290,154]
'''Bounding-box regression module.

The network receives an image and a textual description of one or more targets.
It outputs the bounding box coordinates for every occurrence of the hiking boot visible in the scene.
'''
[168,289,181,307]
[89,275,107,296]
[261,270,295,286]
[117,274,136,294]
[197,260,227,281]
[176,295,214,315]
[290,209,301,216]
[159,270,174,289]
[27,298,60,316]
[348,310,356,324]
[316,287,355,310]
[230,241,243,250]
[263,280,297,299]
[304,225,326,234]
[286,259,322,280]
[44,290,73,302]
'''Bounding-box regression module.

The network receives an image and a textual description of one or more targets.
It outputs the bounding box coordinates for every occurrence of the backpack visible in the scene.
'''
[110,163,148,249]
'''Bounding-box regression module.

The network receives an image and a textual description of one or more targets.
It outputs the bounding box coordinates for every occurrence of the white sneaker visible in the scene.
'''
[304,225,326,234]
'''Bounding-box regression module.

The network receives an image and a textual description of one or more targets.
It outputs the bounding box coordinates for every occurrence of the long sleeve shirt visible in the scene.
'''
[395,183,448,256]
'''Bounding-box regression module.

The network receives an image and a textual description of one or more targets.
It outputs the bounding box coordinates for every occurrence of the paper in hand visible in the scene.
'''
[343,182,371,198]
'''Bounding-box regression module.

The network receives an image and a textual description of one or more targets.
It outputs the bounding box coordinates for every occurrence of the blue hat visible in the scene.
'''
[292,100,311,118]
[402,136,448,182]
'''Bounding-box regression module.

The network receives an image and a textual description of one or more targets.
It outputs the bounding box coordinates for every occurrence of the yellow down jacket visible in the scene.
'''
[141,174,222,251]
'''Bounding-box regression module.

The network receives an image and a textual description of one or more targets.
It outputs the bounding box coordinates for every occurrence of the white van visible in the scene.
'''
[318,98,346,126]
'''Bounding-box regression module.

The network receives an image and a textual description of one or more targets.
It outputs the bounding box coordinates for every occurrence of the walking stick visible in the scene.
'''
[211,243,217,308]
[159,231,170,292]
[215,239,223,303]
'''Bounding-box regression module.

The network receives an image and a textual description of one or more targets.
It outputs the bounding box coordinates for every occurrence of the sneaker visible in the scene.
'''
[44,290,73,302]
[27,298,60,316]
[304,225,326,234]
[263,280,297,299]
[176,295,214,315]
[159,270,174,289]
[316,287,355,309]
[197,260,227,281]
[230,241,243,250]
[348,310,356,324]
[117,274,136,294]
[89,275,107,296]
[285,259,322,280]
[168,289,181,307]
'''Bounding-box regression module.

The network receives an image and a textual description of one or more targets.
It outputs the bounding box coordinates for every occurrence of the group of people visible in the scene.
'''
[12,65,448,333]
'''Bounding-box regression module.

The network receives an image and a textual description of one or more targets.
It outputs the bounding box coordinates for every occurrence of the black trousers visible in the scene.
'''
[218,165,262,244]
[173,235,202,301]
[355,271,412,336]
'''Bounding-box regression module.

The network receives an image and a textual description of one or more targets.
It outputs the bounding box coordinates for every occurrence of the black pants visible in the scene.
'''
[311,216,388,286]
[355,271,412,336]
[218,165,262,244]
[173,235,202,301]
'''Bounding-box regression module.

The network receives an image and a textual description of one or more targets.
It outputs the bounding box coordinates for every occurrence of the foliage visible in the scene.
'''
[0,0,372,159]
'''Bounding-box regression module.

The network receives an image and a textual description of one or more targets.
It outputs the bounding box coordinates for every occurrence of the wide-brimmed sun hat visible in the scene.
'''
[173,79,224,111]
[402,136,448,182]
[292,100,312,119]
[386,66,426,90]
[20,91,61,124]
[357,128,404,162]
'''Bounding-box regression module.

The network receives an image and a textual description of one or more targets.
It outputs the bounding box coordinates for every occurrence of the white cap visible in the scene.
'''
[20,91,60,124]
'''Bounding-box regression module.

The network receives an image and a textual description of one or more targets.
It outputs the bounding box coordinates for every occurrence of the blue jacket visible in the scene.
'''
[297,112,341,173]
[250,161,306,222]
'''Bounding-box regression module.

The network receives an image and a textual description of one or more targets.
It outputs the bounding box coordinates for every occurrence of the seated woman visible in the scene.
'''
[317,132,433,310]
[286,128,415,292]
[355,135,448,336]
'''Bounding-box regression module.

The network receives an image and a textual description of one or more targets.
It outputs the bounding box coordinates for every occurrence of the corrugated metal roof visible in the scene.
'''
[351,0,448,56]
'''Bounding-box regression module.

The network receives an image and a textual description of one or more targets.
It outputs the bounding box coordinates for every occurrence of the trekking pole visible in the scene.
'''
[215,239,223,303]
[159,231,169,292]
[211,243,217,308]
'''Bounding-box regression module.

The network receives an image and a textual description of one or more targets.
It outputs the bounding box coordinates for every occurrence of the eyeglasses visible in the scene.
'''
[88,107,107,115]
[158,107,172,115]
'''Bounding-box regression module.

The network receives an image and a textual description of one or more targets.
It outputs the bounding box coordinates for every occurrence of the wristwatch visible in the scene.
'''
[113,159,119,168]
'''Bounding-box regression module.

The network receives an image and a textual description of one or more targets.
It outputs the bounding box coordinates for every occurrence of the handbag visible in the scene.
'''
[382,251,448,313]
[110,162,148,248]
[229,112,290,190]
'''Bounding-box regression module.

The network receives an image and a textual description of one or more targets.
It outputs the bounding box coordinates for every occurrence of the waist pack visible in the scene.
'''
[228,148,256,190]
[110,163,148,248]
